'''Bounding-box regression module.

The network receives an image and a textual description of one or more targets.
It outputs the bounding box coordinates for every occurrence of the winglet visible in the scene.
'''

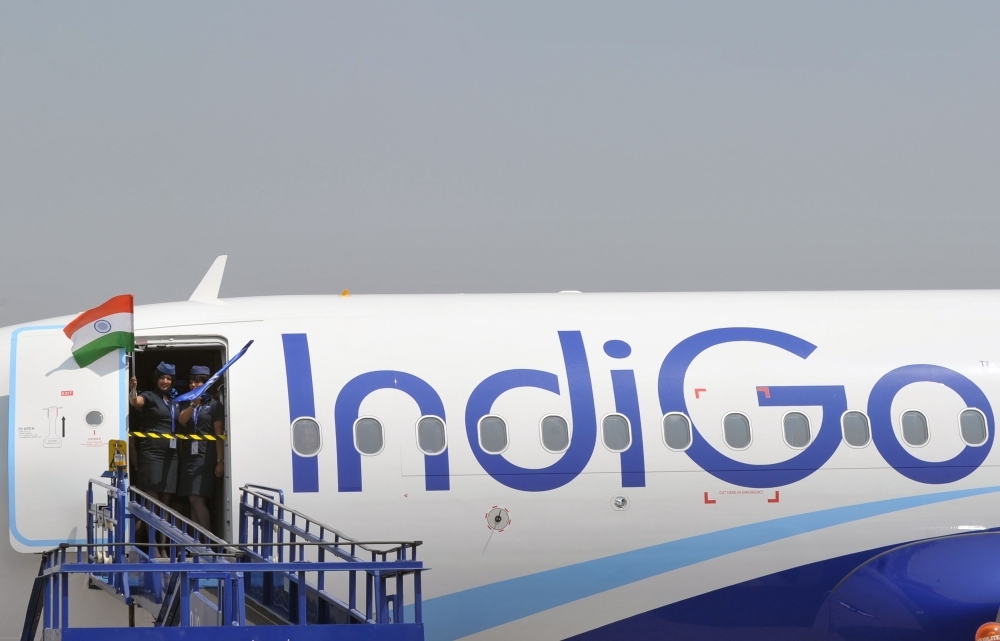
[189,255,228,301]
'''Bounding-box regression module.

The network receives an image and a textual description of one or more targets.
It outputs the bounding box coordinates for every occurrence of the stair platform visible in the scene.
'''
[23,464,426,640]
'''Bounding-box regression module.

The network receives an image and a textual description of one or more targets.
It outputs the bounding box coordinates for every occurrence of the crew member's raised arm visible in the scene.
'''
[128,377,144,408]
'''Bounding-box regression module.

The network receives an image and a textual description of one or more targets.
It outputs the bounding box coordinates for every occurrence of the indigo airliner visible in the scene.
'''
[4,257,1000,640]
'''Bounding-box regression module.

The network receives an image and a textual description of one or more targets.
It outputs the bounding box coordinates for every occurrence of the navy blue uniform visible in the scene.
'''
[178,397,224,498]
[134,391,178,493]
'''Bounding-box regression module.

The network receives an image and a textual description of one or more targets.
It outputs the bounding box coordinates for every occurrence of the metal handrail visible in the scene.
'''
[87,477,119,492]
[129,486,229,547]
[241,502,419,562]
[240,486,419,554]
[241,483,284,502]
[41,545,422,573]
[239,486,426,625]
[66,541,419,549]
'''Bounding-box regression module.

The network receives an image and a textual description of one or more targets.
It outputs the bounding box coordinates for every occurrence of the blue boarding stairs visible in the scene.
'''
[21,459,426,640]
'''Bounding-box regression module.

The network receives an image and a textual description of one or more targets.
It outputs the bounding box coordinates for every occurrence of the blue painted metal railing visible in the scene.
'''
[239,484,424,626]
[22,468,426,640]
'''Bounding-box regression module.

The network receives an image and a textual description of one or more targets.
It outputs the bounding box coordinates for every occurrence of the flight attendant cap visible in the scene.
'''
[156,362,176,377]
[190,365,211,377]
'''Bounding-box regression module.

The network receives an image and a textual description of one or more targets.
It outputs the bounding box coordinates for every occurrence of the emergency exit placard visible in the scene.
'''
[9,326,126,552]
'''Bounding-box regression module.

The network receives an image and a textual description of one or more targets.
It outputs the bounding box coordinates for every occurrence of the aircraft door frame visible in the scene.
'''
[133,336,231,540]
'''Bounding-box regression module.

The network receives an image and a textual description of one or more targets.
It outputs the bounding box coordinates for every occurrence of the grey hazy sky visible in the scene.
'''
[1,2,998,326]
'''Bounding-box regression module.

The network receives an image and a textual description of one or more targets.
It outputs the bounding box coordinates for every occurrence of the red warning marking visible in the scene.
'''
[768,491,780,503]
[61,391,73,397]
[703,492,716,504]
[694,388,707,399]
[756,387,770,399]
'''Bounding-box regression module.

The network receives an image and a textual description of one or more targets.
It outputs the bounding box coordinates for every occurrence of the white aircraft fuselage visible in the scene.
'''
[3,290,1000,640]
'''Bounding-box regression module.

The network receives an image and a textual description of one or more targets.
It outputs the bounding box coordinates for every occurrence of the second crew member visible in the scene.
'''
[177,365,225,531]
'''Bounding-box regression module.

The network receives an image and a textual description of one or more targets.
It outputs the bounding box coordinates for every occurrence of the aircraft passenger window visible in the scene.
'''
[960,409,988,446]
[478,416,508,454]
[723,413,752,450]
[291,417,322,457]
[354,417,384,455]
[416,416,447,455]
[602,414,631,452]
[662,413,692,451]
[901,410,929,447]
[782,412,811,449]
[540,415,570,453]
[841,411,871,447]
[85,410,104,427]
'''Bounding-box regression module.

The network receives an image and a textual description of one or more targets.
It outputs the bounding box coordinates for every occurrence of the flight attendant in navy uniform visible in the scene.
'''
[128,361,180,504]
[177,365,225,531]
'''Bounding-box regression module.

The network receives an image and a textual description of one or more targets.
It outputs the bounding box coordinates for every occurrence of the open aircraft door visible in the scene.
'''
[8,325,127,552]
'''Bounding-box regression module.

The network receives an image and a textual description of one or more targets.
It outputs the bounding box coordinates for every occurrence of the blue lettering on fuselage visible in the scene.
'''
[282,334,320,493]
[335,371,449,492]
[605,340,646,487]
[464,331,598,491]
[868,364,994,484]
[658,328,848,488]
[281,328,996,493]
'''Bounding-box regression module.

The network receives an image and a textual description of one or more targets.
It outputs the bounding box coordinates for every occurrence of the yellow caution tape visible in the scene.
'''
[129,432,227,441]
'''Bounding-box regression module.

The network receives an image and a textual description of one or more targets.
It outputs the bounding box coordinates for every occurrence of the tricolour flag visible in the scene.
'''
[63,294,135,367]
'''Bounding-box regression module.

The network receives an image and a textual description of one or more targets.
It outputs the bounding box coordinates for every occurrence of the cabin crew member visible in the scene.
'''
[128,362,179,555]
[177,365,225,531]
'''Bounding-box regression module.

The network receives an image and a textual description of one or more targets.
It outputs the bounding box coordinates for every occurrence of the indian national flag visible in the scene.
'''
[63,294,135,367]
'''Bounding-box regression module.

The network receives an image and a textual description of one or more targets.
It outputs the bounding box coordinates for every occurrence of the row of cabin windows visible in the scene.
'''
[709,408,988,451]
[479,414,633,454]
[291,415,451,458]
[338,413,636,457]
[334,407,990,457]
[353,416,448,456]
